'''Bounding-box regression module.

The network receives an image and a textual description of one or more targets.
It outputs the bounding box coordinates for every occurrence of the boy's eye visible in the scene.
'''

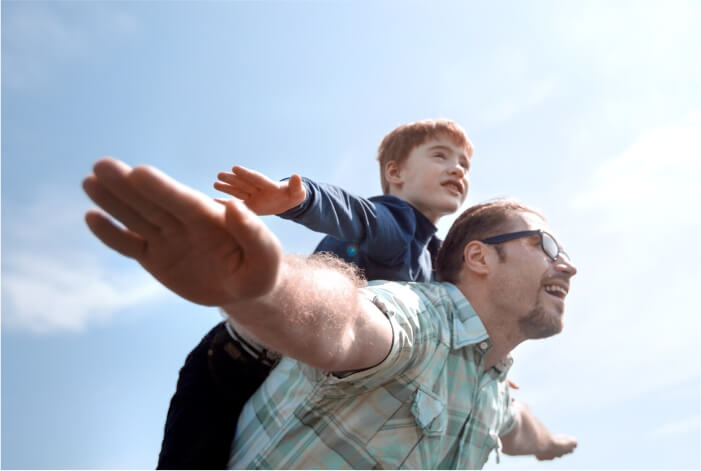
[434,153,446,159]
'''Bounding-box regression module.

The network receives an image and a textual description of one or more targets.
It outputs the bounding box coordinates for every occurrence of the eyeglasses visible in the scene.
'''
[481,230,570,262]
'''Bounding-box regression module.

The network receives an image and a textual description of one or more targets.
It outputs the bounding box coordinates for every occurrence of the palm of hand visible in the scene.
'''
[85,158,282,308]
[137,218,247,306]
[244,181,299,215]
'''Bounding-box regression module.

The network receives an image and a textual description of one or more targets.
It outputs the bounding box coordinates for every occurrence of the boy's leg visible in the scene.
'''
[157,322,275,470]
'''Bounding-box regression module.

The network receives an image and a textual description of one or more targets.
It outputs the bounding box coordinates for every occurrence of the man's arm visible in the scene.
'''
[84,157,392,372]
[500,399,577,460]
[224,253,393,372]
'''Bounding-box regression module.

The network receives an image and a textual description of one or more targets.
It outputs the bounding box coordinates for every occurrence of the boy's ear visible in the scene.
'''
[385,160,404,186]
[463,241,490,276]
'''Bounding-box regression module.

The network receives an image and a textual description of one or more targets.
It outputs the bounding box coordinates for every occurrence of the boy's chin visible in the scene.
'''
[440,200,463,215]
[433,205,461,221]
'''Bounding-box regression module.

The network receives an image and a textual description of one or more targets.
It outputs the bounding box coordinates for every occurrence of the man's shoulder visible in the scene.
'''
[361,280,454,313]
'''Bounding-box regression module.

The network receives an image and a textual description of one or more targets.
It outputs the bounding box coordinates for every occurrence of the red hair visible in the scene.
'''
[377,119,472,193]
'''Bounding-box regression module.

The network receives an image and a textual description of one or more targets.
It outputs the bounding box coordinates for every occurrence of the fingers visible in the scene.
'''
[83,174,160,239]
[555,435,577,455]
[287,174,307,204]
[92,158,182,233]
[223,199,282,298]
[128,164,221,226]
[536,435,577,460]
[213,181,250,200]
[85,209,147,259]
[217,169,257,195]
[231,165,274,189]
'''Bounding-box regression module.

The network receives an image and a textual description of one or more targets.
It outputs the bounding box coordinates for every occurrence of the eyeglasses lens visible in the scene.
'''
[542,233,559,260]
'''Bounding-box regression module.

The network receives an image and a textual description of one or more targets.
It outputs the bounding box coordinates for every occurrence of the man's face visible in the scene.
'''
[488,212,578,339]
[389,136,471,224]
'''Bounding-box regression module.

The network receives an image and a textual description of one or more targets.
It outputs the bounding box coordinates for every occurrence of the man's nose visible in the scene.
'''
[555,256,577,277]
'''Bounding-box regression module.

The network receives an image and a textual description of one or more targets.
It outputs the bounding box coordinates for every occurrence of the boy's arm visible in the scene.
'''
[278,178,413,261]
[216,167,413,262]
[214,166,306,215]
[84,158,392,372]
[500,400,577,460]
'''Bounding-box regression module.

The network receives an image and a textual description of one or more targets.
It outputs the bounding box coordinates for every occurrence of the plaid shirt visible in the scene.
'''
[228,281,516,469]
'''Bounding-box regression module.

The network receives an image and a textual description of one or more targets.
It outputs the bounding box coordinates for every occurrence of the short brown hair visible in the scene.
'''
[377,119,472,194]
[436,198,545,283]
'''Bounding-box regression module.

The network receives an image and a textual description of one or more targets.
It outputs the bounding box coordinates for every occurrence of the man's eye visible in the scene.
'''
[434,153,446,159]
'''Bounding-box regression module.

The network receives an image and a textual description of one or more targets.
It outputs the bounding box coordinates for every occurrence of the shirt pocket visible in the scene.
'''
[410,386,447,436]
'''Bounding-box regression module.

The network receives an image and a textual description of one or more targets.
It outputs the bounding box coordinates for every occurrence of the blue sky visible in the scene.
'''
[1,0,699,469]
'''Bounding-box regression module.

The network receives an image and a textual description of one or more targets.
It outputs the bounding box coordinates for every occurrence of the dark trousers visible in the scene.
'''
[157,322,273,469]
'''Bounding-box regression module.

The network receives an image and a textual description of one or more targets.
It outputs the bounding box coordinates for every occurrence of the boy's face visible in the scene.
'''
[387,136,471,224]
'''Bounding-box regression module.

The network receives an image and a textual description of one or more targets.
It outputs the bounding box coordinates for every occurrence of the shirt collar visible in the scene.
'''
[441,282,515,376]
[440,282,491,349]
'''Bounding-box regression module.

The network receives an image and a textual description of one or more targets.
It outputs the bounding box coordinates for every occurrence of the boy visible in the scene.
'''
[157,119,472,469]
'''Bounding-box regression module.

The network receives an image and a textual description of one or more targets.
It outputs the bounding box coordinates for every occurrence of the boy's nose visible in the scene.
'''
[449,163,466,178]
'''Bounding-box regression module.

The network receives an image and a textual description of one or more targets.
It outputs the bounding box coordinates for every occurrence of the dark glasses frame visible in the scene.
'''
[481,229,570,262]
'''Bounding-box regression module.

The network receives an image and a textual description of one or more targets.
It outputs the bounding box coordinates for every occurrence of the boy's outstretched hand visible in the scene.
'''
[214,166,306,215]
[83,158,282,307]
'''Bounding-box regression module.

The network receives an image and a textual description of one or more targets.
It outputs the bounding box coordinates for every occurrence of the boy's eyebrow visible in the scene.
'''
[428,144,466,156]
[428,144,471,167]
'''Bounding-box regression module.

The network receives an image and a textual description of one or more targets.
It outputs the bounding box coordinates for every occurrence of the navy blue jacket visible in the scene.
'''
[279,177,441,282]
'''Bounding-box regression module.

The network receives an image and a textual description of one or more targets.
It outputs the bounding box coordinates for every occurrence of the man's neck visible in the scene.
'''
[460,283,525,371]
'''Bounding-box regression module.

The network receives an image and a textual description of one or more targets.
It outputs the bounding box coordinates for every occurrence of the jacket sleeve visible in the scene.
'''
[278,178,415,264]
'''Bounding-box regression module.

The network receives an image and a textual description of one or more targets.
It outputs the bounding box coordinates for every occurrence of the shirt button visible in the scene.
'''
[480,341,489,350]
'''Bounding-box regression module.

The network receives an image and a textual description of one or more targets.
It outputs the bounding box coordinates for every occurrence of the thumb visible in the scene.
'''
[287,174,306,205]
[223,199,283,297]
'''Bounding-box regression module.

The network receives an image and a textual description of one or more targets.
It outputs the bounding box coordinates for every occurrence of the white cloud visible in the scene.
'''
[2,253,165,334]
[555,1,699,77]
[1,188,167,334]
[574,111,701,229]
[650,414,701,438]
[507,113,701,412]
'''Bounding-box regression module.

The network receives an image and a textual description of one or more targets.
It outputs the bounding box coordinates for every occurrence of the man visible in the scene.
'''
[83,157,578,469]
[159,119,472,468]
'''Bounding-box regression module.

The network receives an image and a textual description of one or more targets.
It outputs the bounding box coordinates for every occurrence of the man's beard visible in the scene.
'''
[518,301,563,339]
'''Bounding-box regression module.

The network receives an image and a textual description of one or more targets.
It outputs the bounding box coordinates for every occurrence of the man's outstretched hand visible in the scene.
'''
[83,157,282,307]
[534,434,578,460]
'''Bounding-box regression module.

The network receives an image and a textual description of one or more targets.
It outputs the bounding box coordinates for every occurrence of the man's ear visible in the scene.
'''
[385,160,403,186]
[463,241,490,276]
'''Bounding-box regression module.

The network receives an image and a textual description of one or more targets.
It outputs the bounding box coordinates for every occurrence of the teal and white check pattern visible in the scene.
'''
[228,281,516,469]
